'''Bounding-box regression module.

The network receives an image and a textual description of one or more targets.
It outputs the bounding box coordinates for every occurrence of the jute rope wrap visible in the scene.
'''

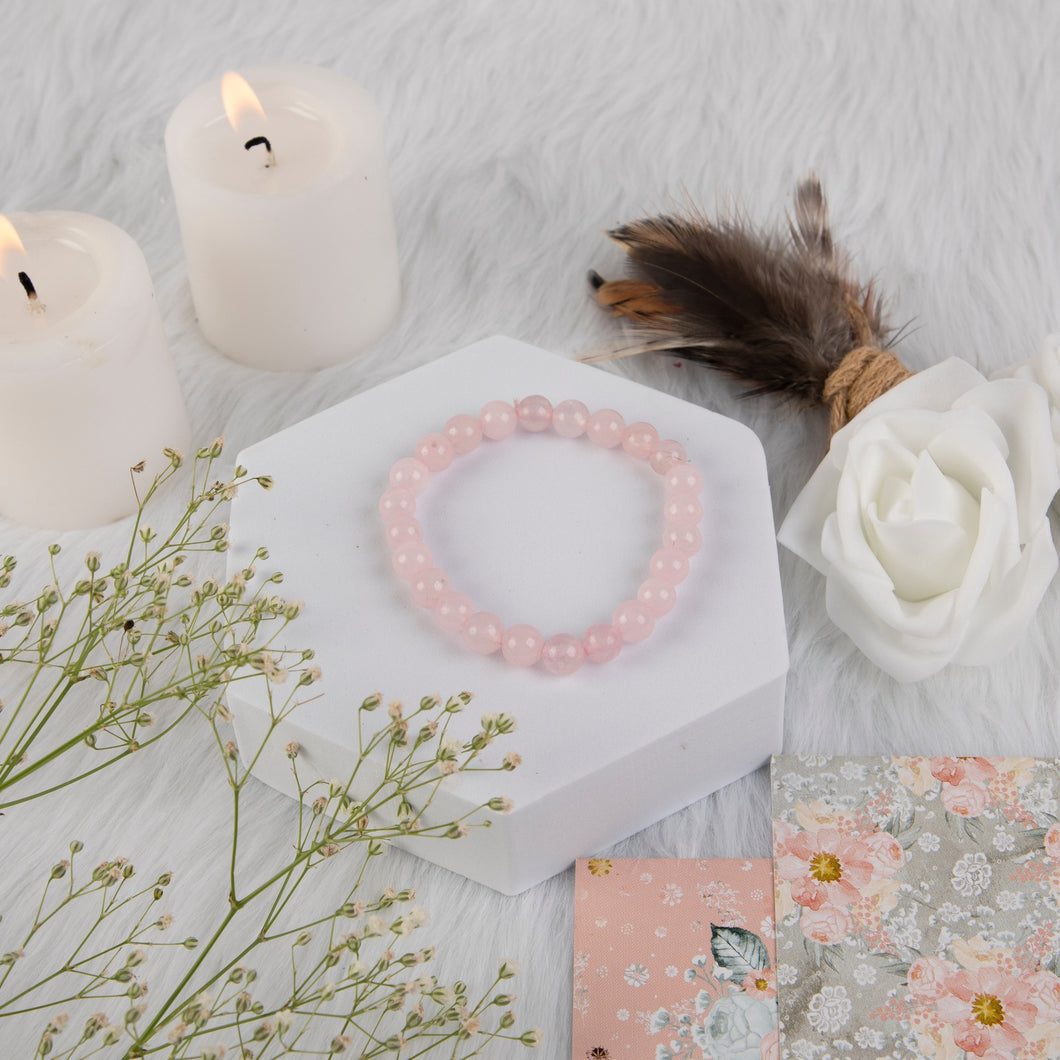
[823,295,913,437]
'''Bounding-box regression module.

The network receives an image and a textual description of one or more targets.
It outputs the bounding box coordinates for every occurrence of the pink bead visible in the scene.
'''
[433,591,474,631]
[409,568,450,608]
[391,542,433,580]
[502,623,544,667]
[613,600,655,644]
[463,612,503,655]
[414,432,455,471]
[665,464,703,495]
[649,440,687,475]
[552,399,590,438]
[583,623,622,664]
[637,578,677,617]
[663,494,703,525]
[443,414,483,454]
[378,486,416,521]
[585,408,625,448]
[389,457,431,496]
[541,633,584,676]
[663,523,703,556]
[516,395,553,432]
[649,548,690,585]
[385,515,422,550]
[481,400,517,440]
[621,421,659,460]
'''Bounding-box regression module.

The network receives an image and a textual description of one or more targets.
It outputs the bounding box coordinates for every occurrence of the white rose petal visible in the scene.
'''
[779,359,1059,681]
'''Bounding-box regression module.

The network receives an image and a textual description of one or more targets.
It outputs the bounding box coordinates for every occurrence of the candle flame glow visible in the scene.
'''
[221,70,267,132]
[0,214,27,279]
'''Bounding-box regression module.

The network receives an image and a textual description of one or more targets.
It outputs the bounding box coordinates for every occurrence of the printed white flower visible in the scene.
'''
[778,360,1059,681]
[789,1042,818,1060]
[655,926,668,938]
[620,922,634,935]
[665,965,679,978]
[624,963,649,987]
[852,963,877,986]
[759,916,776,939]
[917,833,941,853]
[840,761,867,781]
[806,985,852,1034]
[951,851,992,897]
[640,872,654,884]
[616,1008,629,1021]
[777,963,798,986]
[661,883,683,906]
[936,901,964,923]
[993,830,1015,852]
[996,889,1024,911]
[854,1026,886,1049]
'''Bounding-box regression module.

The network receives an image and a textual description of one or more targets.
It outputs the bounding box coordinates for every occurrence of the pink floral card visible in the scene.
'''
[572,857,778,1060]
[771,755,1060,1060]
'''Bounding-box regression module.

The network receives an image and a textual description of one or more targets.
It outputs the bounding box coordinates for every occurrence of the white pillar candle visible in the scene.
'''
[0,211,190,530]
[164,64,401,371]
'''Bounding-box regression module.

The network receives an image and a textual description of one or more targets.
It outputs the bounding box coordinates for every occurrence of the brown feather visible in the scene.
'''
[589,176,892,407]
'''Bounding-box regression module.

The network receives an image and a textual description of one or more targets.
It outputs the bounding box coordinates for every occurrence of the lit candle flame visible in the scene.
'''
[0,213,27,279]
[221,70,267,132]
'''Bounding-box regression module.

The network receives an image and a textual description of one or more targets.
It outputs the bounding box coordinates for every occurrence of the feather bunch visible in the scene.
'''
[589,177,895,410]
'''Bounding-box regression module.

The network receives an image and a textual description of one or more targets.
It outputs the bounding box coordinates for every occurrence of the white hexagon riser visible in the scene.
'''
[227,337,788,894]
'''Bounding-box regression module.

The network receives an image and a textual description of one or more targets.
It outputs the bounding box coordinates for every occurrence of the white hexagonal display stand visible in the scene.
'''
[227,337,787,893]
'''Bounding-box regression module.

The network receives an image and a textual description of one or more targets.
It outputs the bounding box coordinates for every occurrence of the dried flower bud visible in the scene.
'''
[285,741,299,759]
[499,959,520,979]
[85,552,101,572]
[256,475,274,490]
[276,1008,294,1033]
[125,949,147,968]
[520,1029,543,1047]
[162,447,184,468]
[183,937,198,949]
[102,1025,122,1045]
[329,1034,350,1052]
[419,694,441,711]
[69,840,83,854]
[502,752,522,771]
[488,797,514,814]
[50,861,68,880]
[295,931,312,946]
[499,1010,516,1028]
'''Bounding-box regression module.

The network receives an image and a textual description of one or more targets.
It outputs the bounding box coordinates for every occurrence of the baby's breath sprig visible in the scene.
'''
[0,447,538,1057]
[0,443,302,810]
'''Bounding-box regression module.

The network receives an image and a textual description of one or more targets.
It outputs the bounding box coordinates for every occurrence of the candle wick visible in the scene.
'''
[244,135,276,168]
[17,270,39,304]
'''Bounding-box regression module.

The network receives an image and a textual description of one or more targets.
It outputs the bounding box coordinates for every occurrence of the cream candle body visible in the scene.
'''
[165,64,401,371]
[0,211,190,529]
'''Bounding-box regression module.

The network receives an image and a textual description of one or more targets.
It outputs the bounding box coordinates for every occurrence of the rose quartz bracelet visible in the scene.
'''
[379,396,702,676]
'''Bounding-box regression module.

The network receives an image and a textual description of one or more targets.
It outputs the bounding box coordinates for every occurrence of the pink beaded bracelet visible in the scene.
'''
[379,396,703,676]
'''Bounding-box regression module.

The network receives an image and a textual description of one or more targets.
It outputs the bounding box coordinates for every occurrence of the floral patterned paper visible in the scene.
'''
[572,857,778,1060]
[771,755,1060,1060]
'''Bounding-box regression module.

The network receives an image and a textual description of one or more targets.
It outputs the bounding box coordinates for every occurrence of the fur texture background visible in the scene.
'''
[2,1,1060,1054]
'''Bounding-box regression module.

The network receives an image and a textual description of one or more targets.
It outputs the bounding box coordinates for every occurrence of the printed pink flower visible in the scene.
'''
[1026,969,1060,1020]
[934,966,1038,1058]
[1045,823,1060,862]
[799,903,852,945]
[775,827,875,910]
[908,956,959,1002]
[759,1028,780,1060]
[930,756,997,787]
[742,966,777,1000]
[941,778,990,818]
[861,830,905,875]
[930,757,968,785]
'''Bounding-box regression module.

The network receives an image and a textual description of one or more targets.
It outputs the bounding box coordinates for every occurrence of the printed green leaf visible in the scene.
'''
[710,924,769,983]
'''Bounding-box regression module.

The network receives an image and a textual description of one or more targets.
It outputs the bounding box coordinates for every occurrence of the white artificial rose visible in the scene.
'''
[778,358,1059,682]
[993,333,1060,468]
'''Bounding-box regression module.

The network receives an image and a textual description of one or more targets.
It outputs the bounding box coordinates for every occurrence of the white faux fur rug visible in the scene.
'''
[3,1,1060,1055]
